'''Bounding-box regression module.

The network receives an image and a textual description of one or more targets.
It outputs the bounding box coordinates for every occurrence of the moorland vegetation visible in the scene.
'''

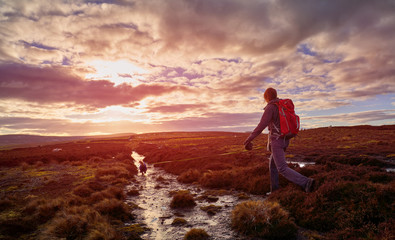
[0,139,142,239]
[133,126,394,239]
[0,126,394,239]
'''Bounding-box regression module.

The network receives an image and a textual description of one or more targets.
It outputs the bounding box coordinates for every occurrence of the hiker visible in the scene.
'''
[139,160,147,175]
[243,87,315,193]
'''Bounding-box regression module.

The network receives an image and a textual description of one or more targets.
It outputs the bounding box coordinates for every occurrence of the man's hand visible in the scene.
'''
[244,141,253,150]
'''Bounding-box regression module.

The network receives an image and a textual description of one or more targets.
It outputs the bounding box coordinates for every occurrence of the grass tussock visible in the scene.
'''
[200,205,222,215]
[269,163,395,238]
[0,137,140,239]
[73,184,95,198]
[172,217,187,226]
[177,168,201,183]
[121,223,148,239]
[184,228,210,240]
[94,198,133,221]
[170,190,196,209]
[39,205,116,240]
[231,200,297,240]
[199,164,271,194]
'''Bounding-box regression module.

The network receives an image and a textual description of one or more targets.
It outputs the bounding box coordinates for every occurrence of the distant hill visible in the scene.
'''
[0,135,85,147]
[0,133,135,149]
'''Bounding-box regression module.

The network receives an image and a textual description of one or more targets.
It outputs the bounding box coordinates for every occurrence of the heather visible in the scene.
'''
[1,126,394,239]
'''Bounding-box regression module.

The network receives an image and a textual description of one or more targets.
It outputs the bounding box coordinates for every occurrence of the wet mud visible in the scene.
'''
[125,152,264,240]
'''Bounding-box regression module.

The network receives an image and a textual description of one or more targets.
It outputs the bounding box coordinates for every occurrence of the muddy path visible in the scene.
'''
[125,152,264,240]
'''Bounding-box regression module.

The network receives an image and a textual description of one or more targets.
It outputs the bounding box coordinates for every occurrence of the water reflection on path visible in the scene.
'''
[126,152,255,240]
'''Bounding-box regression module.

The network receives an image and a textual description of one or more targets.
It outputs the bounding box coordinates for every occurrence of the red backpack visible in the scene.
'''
[275,99,300,139]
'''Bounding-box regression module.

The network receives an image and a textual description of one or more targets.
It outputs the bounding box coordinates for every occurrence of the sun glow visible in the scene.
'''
[85,60,148,85]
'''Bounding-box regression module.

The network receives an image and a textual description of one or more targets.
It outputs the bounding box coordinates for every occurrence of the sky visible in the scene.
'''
[0,0,394,136]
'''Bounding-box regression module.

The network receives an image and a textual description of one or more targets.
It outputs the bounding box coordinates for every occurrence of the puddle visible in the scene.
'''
[126,152,258,240]
[287,161,315,168]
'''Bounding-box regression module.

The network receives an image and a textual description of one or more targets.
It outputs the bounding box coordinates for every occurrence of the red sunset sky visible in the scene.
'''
[0,0,394,136]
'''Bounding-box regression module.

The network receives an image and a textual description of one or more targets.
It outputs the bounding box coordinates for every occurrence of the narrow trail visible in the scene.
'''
[125,152,263,240]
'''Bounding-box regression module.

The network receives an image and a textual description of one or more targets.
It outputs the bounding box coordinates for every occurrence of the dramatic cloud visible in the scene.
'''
[147,103,208,114]
[0,63,187,108]
[0,0,394,135]
[303,110,395,128]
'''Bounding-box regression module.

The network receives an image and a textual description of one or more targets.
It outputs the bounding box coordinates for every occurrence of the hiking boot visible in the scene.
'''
[305,178,315,193]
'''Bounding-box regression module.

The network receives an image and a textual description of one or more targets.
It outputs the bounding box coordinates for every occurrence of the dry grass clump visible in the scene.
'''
[172,217,187,226]
[0,138,141,240]
[170,190,196,209]
[121,224,148,239]
[199,170,234,189]
[196,193,219,203]
[86,185,125,204]
[184,228,210,240]
[94,198,134,221]
[73,184,95,198]
[23,197,65,224]
[199,164,271,194]
[95,166,132,179]
[237,192,250,200]
[269,163,395,238]
[87,179,106,191]
[177,168,201,183]
[39,205,117,240]
[105,186,126,200]
[231,200,297,240]
[200,205,222,215]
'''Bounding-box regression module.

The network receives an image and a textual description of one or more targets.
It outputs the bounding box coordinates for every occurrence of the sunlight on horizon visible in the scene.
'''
[85,59,148,85]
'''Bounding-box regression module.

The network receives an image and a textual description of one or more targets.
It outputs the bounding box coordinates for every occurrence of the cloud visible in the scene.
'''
[160,111,262,131]
[146,103,208,114]
[0,117,166,135]
[0,0,394,135]
[0,63,186,108]
[303,110,395,124]
[0,111,261,135]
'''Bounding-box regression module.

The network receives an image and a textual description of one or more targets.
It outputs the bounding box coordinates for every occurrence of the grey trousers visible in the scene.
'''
[269,137,309,192]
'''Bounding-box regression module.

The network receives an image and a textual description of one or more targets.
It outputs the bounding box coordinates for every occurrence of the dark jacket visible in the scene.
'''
[245,98,281,144]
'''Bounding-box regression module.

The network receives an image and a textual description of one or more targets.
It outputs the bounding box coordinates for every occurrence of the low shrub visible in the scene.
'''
[39,206,117,240]
[170,190,196,209]
[199,170,233,188]
[172,217,187,226]
[105,186,126,200]
[367,171,394,184]
[231,200,297,240]
[23,197,65,224]
[95,166,131,179]
[88,191,113,204]
[73,185,94,198]
[269,165,395,238]
[87,180,106,191]
[237,192,250,200]
[198,164,272,194]
[178,169,201,183]
[184,228,209,240]
[121,223,147,239]
[94,199,134,221]
[200,205,222,215]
